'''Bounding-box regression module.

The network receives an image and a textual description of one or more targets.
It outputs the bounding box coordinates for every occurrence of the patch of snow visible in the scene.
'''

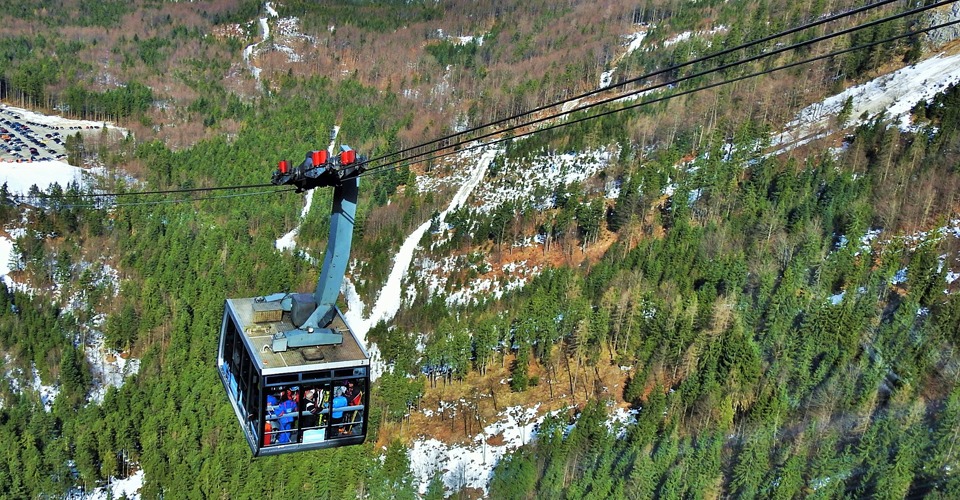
[415,251,534,307]
[433,65,454,103]
[259,17,270,40]
[775,52,960,152]
[861,228,882,248]
[829,291,845,305]
[663,31,693,47]
[409,404,549,496]
[72,469,144,500]
[31,366,58,412]
[661,26,727,48]
[606,179,621,200]
[454,35,485,46]
[4,363,59,412]
[471,147,616,213]
[561,98,581,113]
[663,24,727,47]
[410,402,635,495]
[766,131,832,157]
[0,235,16,291]
[341,278,386,381]
[835,234,849,250]
[626,30,648,53]
[264,1,278,17]
[242,2,281,85]
[599,30,648,89]
[273,44,302,62]
[0,160,86,195]
[85,331,142,404]
[599,69,616,89]
[347,147,499,340]
[892,268,908,285]
[663,183,676,197]
[606,406,639,438]
[276,16,316,43]
[688,188,703,204]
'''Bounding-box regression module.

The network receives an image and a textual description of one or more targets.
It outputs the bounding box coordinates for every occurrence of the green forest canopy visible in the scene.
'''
[0,0,959,498]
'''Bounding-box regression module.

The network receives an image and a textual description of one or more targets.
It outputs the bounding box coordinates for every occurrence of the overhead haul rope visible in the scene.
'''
[69,183,277,198]
[358,0,957,177]
[362,0,905,167]
[356,15,960,179]
[36,0,948,203]
[23,188,296,210]
[23,181,279,205]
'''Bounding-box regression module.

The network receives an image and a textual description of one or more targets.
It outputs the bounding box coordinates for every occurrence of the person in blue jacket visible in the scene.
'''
[331,386,348,427]
[264,392,281,445]
[275,387,300,444]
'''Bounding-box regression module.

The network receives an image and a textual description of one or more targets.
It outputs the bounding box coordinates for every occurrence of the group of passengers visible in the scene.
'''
[266,382,359,444]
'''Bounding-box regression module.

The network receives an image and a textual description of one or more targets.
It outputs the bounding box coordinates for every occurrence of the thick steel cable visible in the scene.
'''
[22,188,296,209]
[362,0,905,167]
[358,0,956,177]
[356,16,960,180]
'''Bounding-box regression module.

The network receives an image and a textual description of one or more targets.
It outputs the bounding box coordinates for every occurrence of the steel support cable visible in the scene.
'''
[29,182,277,201]
[359,0,956,177]
[33,188,298,210]
[356,16,960,180]
[362,0,905,167]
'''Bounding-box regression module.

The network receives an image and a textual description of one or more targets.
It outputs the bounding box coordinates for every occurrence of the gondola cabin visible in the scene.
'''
[218,297,370,456]
[218,145,370,456]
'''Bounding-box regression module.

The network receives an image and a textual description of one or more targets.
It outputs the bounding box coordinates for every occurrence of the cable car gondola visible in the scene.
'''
[218,146,370,456]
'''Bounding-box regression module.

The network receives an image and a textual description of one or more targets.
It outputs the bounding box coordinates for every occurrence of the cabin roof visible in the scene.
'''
[225,296,369,374]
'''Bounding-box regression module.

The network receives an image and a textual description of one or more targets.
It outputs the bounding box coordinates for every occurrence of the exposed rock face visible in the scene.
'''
[925,4,960,48]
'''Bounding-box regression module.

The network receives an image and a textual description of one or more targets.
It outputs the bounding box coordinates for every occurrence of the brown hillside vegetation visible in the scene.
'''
[377,343,632,448]
[0,0,849,152]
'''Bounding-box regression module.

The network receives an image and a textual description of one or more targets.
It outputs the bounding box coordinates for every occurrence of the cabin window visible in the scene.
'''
[260,374,367,447]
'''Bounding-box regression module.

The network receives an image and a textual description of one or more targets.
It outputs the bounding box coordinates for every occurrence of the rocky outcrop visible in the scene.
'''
[924,3,960,49]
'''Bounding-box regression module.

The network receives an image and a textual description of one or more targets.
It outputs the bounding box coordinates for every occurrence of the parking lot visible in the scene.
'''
[0,104,106,164]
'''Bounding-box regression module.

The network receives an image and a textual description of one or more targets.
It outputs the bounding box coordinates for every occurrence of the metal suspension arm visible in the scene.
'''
[265,146,365,351]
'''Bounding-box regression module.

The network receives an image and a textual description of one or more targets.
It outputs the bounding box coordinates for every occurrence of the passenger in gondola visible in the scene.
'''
[267,392,281,408]
[343,380,356,401]
[262,391,282,444]
[302,387,325,428]
[275,387,300,444]
[331,386,348,428]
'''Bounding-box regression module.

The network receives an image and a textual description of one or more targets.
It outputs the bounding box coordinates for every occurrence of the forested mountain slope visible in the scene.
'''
[1,0,960,498]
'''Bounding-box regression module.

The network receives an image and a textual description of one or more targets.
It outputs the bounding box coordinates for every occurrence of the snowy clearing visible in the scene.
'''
[410,404,549,495]
[774,52,960,152]
[67,469,144,500]
[470,146,618,213]
[600,29,649,89]
[0,160,85,195]
[409,403,638,496]
[345,146,500,345]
